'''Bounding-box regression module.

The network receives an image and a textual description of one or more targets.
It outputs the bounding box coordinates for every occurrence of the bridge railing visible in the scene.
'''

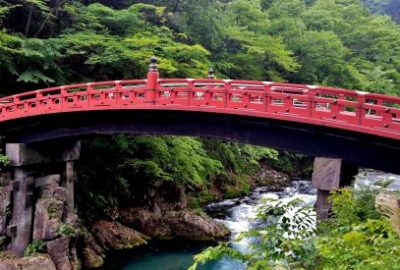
[1,59,400,140]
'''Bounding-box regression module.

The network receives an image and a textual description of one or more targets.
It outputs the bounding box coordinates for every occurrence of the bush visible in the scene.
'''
[24,240,46,256]
[316,219,400,269]
[57,223,76,237]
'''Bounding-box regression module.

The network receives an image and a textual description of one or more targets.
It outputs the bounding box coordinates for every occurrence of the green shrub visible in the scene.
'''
[0,154,9,171]
[326,187,380,231]
[316,219,400,269]
[47,202,60,219]
[57,223,76,237]
[24,240,46,256]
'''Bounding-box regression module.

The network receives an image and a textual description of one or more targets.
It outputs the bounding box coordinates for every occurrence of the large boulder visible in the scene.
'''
[81,229,105,269]
[0,254,56,270]
[164,210,229,241]
[0,185,11,236]
[33,198,64,241]
[150,182,188,212]
[119,208,172,240]
[91,220,149,250]
[82,245,104,269]
[252,166,290,191]
[46,237,72,270]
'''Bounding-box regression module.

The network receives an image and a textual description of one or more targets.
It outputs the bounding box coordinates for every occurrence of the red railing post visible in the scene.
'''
[308,87,317,118]
[356,92,366,126]
[146,56,159,104]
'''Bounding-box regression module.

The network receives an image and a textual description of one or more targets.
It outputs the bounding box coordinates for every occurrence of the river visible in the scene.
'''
[101,169,399,270]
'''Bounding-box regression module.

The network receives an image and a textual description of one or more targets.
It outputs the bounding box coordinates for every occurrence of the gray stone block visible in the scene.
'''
[312,158,342,191]
[35,175,61,188]
[6,141,80,167]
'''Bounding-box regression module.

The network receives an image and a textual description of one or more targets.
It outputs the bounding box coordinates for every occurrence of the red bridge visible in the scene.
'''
[1,58,399,173]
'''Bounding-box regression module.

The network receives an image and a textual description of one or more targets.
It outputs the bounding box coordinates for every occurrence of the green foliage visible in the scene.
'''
[326,187,380,230]
[77,135,225,218]
[57,223,76,237]
[0,153,9,171]
[316,219,400,269]
[47,201,60,219]
[0,0,400,95]
[315,187,400,269]
[269,151,311,176]
[24,240,46,256]
[76,135,278,219]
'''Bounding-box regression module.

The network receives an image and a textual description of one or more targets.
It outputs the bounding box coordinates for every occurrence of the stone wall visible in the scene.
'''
[0,142,81,270]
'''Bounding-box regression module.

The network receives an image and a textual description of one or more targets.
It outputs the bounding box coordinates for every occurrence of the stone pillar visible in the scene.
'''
[9,168,34,257]
[62,161,75,211]
[312,157,358,220]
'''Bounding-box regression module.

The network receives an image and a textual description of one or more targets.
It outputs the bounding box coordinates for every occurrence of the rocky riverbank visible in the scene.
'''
[0,165,290,270]
[80,209,229,269]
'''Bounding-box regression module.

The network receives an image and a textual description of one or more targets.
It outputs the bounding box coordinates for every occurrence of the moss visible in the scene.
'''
[188,197,201,209]
[57,223,76,237]
[24,240,46,257]
[47,202,60,220]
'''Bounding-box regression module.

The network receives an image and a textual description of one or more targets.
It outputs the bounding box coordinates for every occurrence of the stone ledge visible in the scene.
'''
[6,141,80,167]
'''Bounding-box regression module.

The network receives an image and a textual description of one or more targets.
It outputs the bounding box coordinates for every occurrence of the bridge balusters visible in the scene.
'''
[356,93,366,126]
[331,95,341,120]
[187,80,194,106]
[204,86,212,107]
[59,86,66,111]
[223,81,231,109]
[264,84,271,113]
[307,88,317,118]
[382,108,393,128]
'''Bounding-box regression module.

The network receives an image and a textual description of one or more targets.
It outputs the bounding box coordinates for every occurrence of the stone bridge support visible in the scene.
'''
[312,157,359,220]
[5,140,80,257]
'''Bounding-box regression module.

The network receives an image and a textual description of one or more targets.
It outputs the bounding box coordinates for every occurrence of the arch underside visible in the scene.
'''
[1,110,399,174]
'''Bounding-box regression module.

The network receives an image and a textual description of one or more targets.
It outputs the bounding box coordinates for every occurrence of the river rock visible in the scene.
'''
[164,210,229,241]
[119,208,172,240]
[149,182,187,213]
[0,254,57,270]
[0,185,11,235]
[83,246,104,269]
[252,166,289,191]
[91,220,148,250]
[81,229,105,269]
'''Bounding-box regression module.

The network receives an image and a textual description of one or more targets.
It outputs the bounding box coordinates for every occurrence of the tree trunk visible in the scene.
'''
[24,4,34,37]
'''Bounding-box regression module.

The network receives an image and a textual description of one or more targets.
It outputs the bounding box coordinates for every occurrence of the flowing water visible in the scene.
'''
[102,169,399,270]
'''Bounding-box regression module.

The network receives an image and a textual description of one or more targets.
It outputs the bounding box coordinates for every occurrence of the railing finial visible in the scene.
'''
[149,56,158,72]
[208,68,215,79]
